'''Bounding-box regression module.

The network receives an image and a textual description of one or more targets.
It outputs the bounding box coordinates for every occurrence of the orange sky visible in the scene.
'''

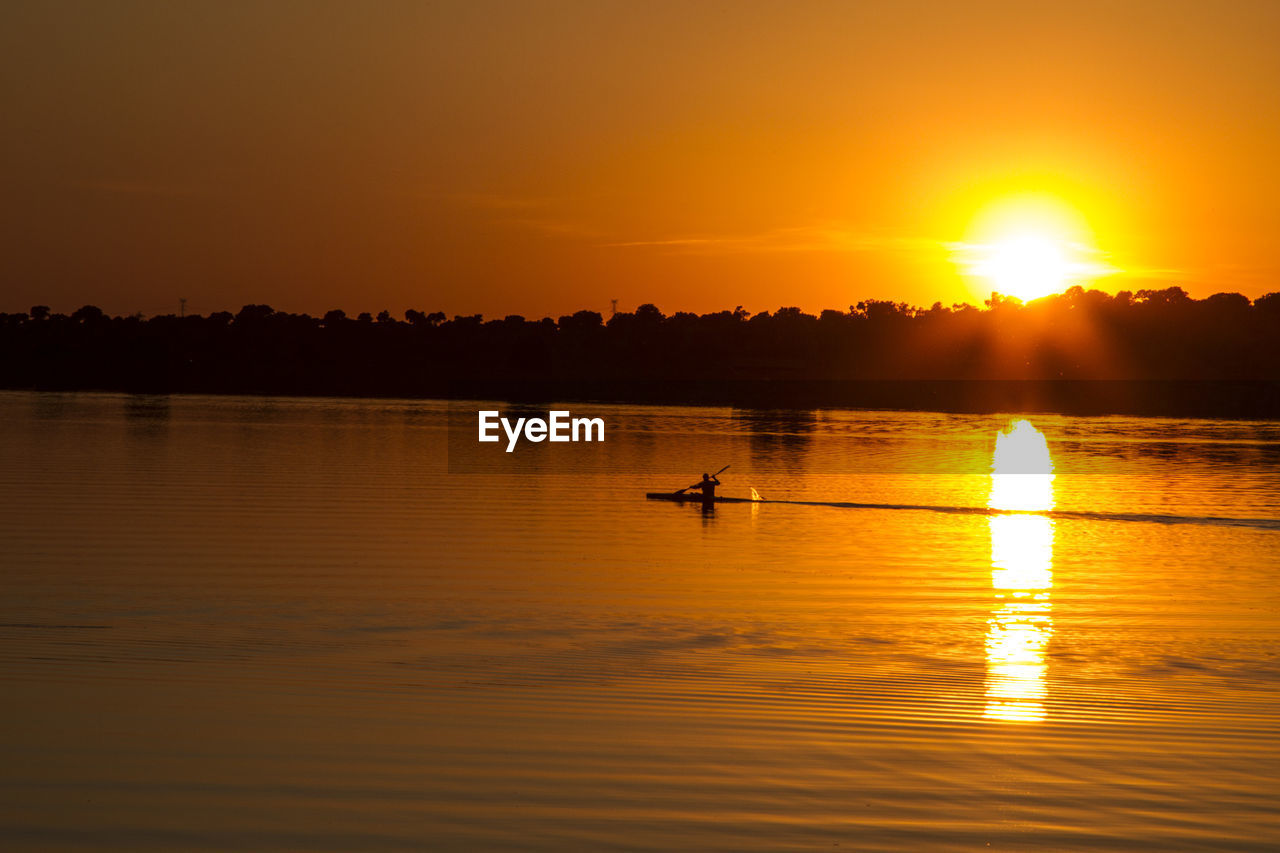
[2,0,1278,319]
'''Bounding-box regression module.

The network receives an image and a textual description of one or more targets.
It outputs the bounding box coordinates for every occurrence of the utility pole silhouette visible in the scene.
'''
[610,299,618,317]
[179,297,187,318]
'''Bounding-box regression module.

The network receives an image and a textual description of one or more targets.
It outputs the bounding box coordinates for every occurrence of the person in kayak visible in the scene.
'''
[685,472,720,501]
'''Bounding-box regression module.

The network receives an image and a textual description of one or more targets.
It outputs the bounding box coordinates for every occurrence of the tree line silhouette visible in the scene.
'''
[2,286,1278,415]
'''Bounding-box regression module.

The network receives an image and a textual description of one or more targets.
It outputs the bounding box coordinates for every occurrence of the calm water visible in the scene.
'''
[2,391,1279,851]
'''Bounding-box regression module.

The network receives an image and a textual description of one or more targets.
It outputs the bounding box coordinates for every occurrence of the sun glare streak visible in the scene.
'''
[985,419,1054,723]
[989,419,1055,507]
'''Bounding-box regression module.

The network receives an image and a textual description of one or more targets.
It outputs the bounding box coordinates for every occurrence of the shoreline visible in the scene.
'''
[4,379,1279,420]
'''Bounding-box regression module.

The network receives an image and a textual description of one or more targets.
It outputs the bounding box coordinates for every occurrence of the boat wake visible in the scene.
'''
[645,493,1280,530]
[814,500,1280,531]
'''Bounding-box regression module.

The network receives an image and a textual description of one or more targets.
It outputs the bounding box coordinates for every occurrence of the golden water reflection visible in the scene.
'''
[985,420,1054,723]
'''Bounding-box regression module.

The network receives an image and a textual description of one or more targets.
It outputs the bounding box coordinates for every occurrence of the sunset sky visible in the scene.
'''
[3,0,1278,319]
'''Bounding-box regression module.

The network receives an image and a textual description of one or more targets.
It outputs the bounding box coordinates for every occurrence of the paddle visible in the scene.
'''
[675,464,729,495]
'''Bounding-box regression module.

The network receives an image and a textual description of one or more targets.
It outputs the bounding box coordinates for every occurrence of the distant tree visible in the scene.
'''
[986,292,1022,309]
[71,305,105,324]
[1136,286,1189,305]
[558,310,603,332]
[30,305,50,321]
[856,300,906,321]
[1255,292,1280,315]
[322,309,348,326]
[235,304,274,324]
[406,309,449,327]
[1204,292,1250,310]
[634,303,665,324]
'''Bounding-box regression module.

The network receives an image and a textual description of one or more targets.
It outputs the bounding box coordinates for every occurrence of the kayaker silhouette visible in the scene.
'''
[684,472,720,501]
[672,464,728,501]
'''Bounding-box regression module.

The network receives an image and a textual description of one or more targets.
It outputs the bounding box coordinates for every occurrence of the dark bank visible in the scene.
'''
[3,287,1279,417]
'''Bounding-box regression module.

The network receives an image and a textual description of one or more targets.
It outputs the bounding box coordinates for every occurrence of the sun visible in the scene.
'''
[973,233,1071,302]
[951,193,1118,302]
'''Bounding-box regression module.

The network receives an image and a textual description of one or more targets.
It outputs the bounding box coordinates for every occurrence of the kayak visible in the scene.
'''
[645,492,762,504]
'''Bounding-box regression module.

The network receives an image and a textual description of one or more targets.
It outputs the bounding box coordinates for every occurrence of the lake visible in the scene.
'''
[2,391,1278,850]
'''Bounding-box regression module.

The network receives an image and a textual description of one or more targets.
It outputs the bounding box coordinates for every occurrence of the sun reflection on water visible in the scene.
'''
[985,420,1054,723]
